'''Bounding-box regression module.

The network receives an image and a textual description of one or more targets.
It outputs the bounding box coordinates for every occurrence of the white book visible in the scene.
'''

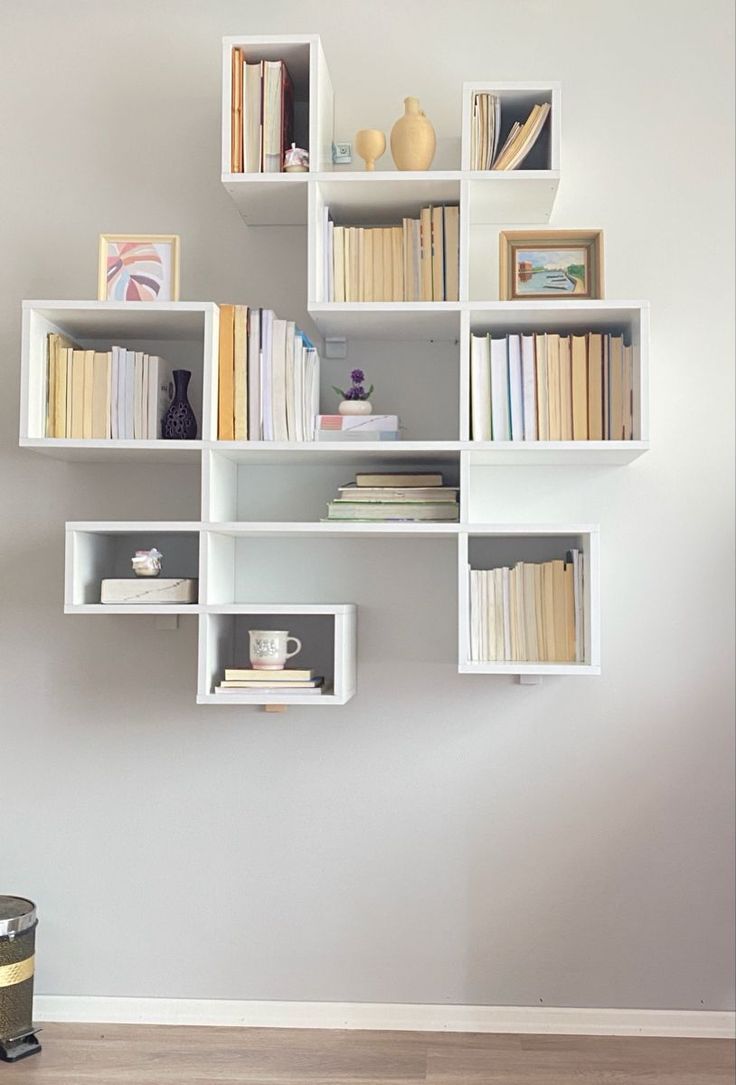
[490,337,511,441]
[270,318,289,442]
[247,308,261,440]
[478,570,488,662]
[293,337,304,443]
[323,205,330,302]
[284,321,296,441]
[493,568,505,661]
[469,568,480,662]
[124,350,135,439]
[147,356,159,439]
[470,333,491,441]
[485,568,496,662]
[306,344,320,440]
[260,309,274,441]
[521,334,537,441]
[110,346,119,439]
[262,61,282,173]
[501,567,511,661]
[133,351,144,439]
[327,220,334,303]
[140,355,149,439]
[508,334,524,441]
[116,346,126,439]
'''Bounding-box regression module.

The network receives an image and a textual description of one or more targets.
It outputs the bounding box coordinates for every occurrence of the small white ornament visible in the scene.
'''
[339,400,372,416]
[284,143,309,172]
[131,548,163,577]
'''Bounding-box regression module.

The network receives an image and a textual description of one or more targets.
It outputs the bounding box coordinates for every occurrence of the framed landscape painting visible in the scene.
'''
[499,229,604,300]
[98,234,180,301]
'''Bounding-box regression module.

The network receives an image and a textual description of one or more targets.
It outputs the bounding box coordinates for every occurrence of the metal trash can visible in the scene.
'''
[0,897,41,1062]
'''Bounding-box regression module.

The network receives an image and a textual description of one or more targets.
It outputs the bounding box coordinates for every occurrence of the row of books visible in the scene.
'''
[45,333,172,439]
[470,331,634,442]
[218,306,320,441]
[469,552,584,663]
[229,51,294,173]
[315,414,400,442]
[325,472,459,522]
[215,667,324,695]
[470,94,551,171]
[323,205,460,302]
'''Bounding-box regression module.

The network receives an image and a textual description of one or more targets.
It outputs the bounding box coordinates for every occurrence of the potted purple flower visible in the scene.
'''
[332,368,374,416]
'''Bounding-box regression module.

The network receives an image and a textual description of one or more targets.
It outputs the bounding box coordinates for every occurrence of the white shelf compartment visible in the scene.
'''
[198,603,356,706]
[308,303,462,341]
[221,35,333,225]
[65,522,201,613]
[202,448,461,524]
[457,525,600,676]
[20,301,219,455]
[462,301,649,462]
[461,82,561,225]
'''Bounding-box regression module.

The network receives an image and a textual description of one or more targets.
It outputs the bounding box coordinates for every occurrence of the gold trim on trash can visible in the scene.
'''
[0,956,34,989]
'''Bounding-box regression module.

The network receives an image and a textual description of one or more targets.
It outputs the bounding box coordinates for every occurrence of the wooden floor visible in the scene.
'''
[4,1024,734,1083]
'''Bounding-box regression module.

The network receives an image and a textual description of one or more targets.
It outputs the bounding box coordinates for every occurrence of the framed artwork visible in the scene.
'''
[499,229,604,301]
[98,234,180,301]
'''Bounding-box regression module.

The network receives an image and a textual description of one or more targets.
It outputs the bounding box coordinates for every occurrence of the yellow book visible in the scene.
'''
[535,333,549,440]
[559,335,573,440]
[382,228,392,302]
[333,226,345,303]
[563,560,576,663]
[443,206,460,301]
[551,559,567,662]
[350,228,360,303]
[420,207,433,301]
[571,334,588,439]
[54,346,70,438]
[431,205,444,301]
[391,226,403,301]
[587,332,603,440]
[233,304,248,440]
[523,563,538,662]
[542,563,556,662]
[82,349,95,439]
[357,228,366,302]
[402,219,412,302]
[65,350,73,436]
[534,563,546,662]
[230,47,243,172]
[344,229,353,303]
[546,333,561,440]
[91,351,111,439]
[218,304,235,440]
[46,336,57,437]
[364,229,374,303]
[70,349,86,439]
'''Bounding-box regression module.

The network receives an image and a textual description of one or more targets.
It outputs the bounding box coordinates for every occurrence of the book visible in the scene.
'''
[558,335,573,441]
[489,336,510,440]
[233,304,248,440]
[419,206,433,301]
[218,304,235,439]
[54,346,70,438]
[507,334,524,440]
[609,335,624,440]
[571,335,588,439]
[262,60,293,173]
[431,205,444,301]
[270,318,288,441]
[91,352,111,439]
[225,668,316,681]
[587,332,603,440]
[338,484,458,502]
[317,429,399,442]
[546,333,561,440]
[214,685,324,695]
[46,332,75,437]
[327,502,458,521]
[355,472,443,488]
[217,679,323,689]
[333,226,345,303]
[70,349,85,439]
[492,102,551,171]
[623,343,634,439]
[317,414,399,432]
[133,351,144,439]
[470,333,491,440]
[521,334,537,441]
[535,333,549,440]
[391,226,403,301]
[243,60,263,173]
[443,207,459,301]
[81,349,95,439]
[230,47,243,172]
[248,307,261,439]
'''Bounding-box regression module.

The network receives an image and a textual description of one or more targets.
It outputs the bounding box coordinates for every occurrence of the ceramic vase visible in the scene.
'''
[355,129,386,171]
[162,370,198,439]
[390,97,436,171]
[339,400,372,416]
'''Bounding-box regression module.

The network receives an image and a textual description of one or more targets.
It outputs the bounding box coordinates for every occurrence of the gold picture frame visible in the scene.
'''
[499,229,604,301]
[98,233,180,302]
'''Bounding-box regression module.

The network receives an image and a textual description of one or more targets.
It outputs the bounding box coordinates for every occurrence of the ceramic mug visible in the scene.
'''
[248,630,302,670]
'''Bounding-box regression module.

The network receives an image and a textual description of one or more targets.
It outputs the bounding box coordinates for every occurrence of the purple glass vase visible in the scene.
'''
[162,370,197,439]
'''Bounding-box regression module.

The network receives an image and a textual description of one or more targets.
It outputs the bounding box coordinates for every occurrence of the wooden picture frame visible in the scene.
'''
[98,234,180,302]
[499,229,604,301]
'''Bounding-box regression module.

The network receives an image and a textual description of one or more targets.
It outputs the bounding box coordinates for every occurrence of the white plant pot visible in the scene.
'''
[339,400,372,416]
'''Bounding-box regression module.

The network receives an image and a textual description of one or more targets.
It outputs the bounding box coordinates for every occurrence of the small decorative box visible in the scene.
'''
[100,578,198,604]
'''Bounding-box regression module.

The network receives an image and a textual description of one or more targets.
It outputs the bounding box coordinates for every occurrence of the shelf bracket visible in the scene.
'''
[155,615,180,631]
[264,704,287,713]
[518,675,542,686]
[324,336,347,359]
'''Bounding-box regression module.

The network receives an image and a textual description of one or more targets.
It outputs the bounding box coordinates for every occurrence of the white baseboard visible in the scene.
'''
[34,996,735,1038]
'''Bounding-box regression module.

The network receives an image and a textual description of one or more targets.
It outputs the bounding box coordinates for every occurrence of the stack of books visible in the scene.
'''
[315,415,400,442]
[45,333,172,439]
[324,205,459,302]
[470,94,551,170]
[325,473,459,522]
[230,51,294,173]
[470,331,634,441]
[469,551,584,663]
[214,668,324,695]
[218,306,320,441]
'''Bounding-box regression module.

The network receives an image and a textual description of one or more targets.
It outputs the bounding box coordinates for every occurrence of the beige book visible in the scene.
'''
[65,349,73,437]
[45,335,57,436]
[443,206,459,301]
[402,218,412,301]
[546,333,561,440]
[609,335,625,440]
[563,560,576,663]
[382,228,392,302]
[420,207,433,301]
[542,563,556,662]
[523,563,538,661]
[623,343,634,439]
[534,564,546,662]
[344,229,353,302]
[571,334,588,439]
[55,346,70,438]
[243,60,262,173]
[218,304,235,440]
[391,227,403,301]
[551,560,567,662]
[230,47,243,172]
[508,565,520,661]
[350,228,360,303]
[70,349,86,439]
[82,349,94,439]
[364,229,374,302]
[91,351,111,439]
[493,568,505,661]
[431,205,444,301]
[587,332,603,440]
[535,333,549,440]
[333,226,345,303]
[494,107,539,170]
[357,228,366,302]
[372,229,383,302]
[233,304,248,440]
[559,336,573,440]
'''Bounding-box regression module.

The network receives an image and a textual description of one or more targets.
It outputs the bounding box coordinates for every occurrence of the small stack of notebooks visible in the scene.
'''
[470,94,551,171]
[214,668,324,695]
[325,473,459,522]
[315,415,400,442]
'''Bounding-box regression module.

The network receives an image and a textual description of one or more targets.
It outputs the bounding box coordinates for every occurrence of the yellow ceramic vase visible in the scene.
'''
[390,97,436,171]
[355,129,386,171]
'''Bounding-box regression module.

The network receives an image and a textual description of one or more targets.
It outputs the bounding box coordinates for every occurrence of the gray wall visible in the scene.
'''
[1,0,734,1010]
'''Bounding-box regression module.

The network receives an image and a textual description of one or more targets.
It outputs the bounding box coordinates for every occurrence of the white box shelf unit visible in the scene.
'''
[458,526,600,676]
[20,301,219,461]
[221,36,560,228]
[198,604,357,705]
